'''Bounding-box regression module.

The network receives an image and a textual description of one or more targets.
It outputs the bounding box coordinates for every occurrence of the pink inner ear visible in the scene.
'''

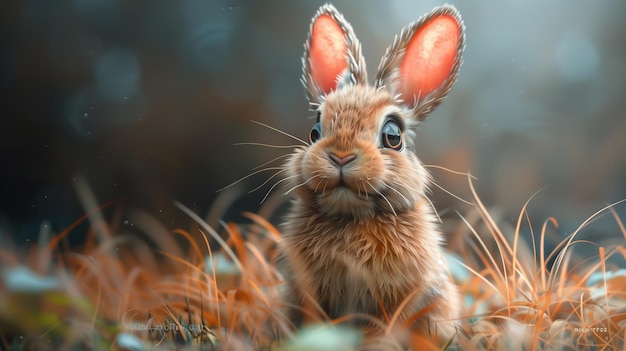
[399,14,460,104]
[310,15,348,94]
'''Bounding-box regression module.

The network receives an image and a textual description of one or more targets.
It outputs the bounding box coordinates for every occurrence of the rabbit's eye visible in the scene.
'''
[309,122,322,143]
[381,120,403,150]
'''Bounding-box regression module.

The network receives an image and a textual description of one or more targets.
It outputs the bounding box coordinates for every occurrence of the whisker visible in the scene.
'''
[356,179,363,198]
[248,168,290,193]
[309,169,327,177]
[234,142,304,150]
[382,181,412,208]
[386,177,443,222]
[430,179,475,206]
[285,177,313,196]
[252,154,292,171]
[313,175,329,193]
[261,174,300,204]
[366,181,397,216]
[423,193,443,224]
[321,178,331,196]
[424,164,478,180]
[218,167,285,192]
[250,120,308,146]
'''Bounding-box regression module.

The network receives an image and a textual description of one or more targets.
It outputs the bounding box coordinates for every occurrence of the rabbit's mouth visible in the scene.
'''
[330,178,367,196]
[302,153,388,211]
[307,164,423,218]
[316,169,372,197]
[316,178,363,198]
[315,184,375,217]
[313,171,388,214]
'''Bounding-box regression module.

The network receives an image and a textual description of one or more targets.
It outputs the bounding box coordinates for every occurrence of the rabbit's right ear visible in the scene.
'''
[374,5,465,121]
[302,4,367,108]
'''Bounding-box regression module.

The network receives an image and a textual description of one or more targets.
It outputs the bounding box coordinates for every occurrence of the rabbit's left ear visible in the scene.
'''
[302,4,367,107]
[375,5,465,120]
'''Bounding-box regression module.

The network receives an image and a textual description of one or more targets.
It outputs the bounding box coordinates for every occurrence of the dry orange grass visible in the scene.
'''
[0,178,625,350]
[449,180,626,351]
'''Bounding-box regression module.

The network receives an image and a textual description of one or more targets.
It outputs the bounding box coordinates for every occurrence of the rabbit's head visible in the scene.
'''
[286,4,464,220]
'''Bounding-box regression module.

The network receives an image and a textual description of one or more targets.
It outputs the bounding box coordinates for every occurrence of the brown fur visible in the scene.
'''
[280,4,465,345]
[281,86,459,339]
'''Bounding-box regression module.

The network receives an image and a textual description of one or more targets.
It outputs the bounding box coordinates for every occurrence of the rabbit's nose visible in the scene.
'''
[329,152,356,167]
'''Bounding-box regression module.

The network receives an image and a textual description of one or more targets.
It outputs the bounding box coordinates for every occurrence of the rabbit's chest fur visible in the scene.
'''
[281,197,448,319]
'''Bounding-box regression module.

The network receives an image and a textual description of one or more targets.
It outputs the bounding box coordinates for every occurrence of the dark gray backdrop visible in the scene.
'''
[1,0,625,249]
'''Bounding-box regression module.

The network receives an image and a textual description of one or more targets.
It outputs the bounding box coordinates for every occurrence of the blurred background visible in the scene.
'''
[1,0,625,250]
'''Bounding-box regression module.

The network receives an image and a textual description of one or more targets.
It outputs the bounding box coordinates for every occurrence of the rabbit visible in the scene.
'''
[279,3,465,345]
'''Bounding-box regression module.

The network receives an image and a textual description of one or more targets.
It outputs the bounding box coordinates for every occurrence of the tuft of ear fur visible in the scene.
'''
[302,4,367,108]
[374,5,465,121]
